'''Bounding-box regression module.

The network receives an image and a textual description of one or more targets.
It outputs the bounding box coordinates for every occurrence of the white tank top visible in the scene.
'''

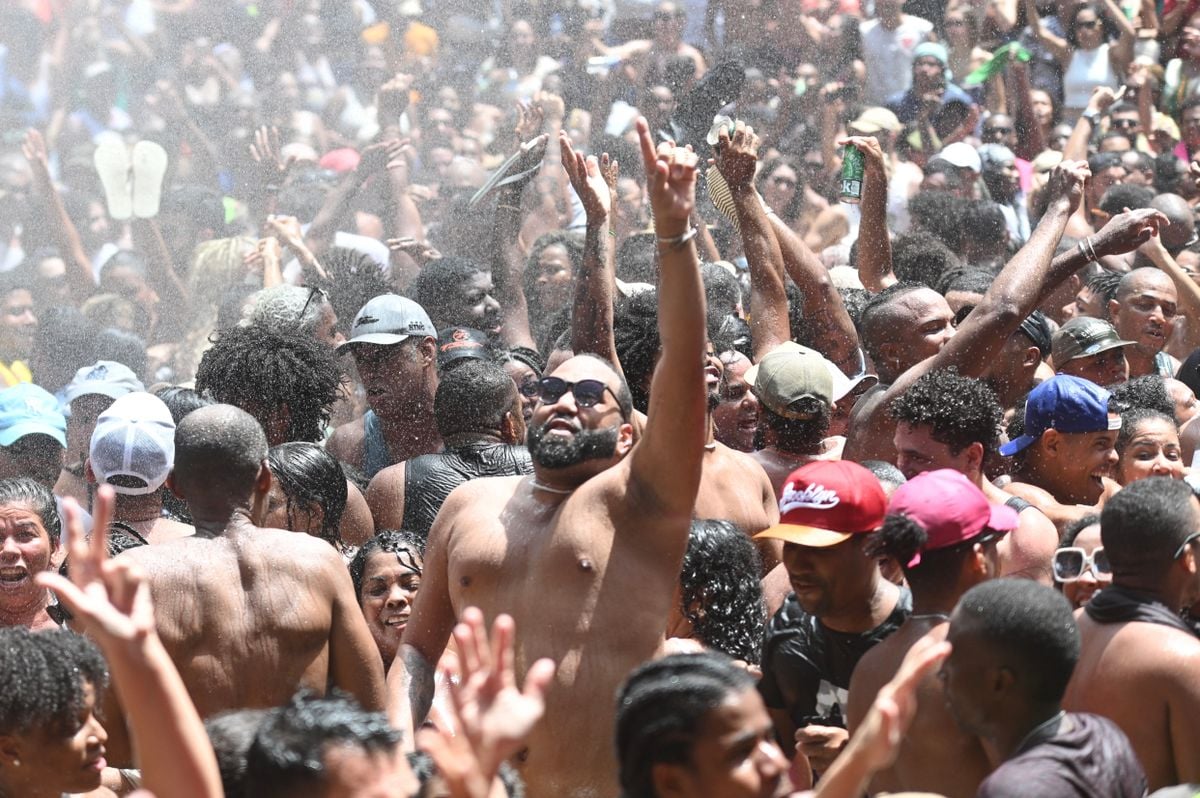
[1063,44,1118,113]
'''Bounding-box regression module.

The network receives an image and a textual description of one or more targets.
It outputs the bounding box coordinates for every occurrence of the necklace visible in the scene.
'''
[908,612,950,623]
[1012,711,1066,758]
[530,479,575,495]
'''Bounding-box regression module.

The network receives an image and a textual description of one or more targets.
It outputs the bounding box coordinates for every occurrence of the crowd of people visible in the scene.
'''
[2,0,1200,796]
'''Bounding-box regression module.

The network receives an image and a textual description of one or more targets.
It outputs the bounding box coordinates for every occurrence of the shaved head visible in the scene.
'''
[1116,268,1175,303]
[173,404,269,498]
[1149,193,1194,251]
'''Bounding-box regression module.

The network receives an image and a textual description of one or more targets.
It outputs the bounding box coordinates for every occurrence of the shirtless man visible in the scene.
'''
[1108,268,1180,379]
[890,369,1059,583]
[1001,374,1122,528]
[1063,477,1200,791]
[558,130,778,564]
[843,137,1165,464]
[847,469,1016,798]
[86,392,193,544]
[396,119,709,798]
[327,294,443,479]
[106,404,386,765]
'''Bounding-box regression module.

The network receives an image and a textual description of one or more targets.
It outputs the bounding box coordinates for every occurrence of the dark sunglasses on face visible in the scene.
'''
[1112,118,1138,129]
[985,126,1014,136]
[1053,546,1112,582]
[525,376,620,411]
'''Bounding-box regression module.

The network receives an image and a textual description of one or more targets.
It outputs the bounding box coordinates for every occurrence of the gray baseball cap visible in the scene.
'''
[337,295,437,352]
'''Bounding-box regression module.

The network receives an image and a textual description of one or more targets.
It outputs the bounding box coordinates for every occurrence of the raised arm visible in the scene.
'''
[1100,0,1137,73]
[712,122,790,360]
[561,134,620,366]
[1023,0,1071,65]
[22,129,95,304]
[626,118,708,517]
[39,489,222,798]
[1139,235,1200,352]
[850,136,896,294]
[491,135,548,351]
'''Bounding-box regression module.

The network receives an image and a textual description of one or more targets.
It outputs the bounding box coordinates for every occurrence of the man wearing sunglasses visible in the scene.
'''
[1064,477,1200,791]
[397,119,711,798]
[847,469,1017,797]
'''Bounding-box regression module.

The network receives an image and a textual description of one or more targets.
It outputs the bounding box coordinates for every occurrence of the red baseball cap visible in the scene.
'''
[755,460,888,547]
[886,469,1019,567]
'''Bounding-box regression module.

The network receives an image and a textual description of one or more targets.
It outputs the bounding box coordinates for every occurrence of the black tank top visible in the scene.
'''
[402,441,534,541]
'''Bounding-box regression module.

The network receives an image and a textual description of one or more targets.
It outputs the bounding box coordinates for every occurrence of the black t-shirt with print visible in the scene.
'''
[758,587,912,729]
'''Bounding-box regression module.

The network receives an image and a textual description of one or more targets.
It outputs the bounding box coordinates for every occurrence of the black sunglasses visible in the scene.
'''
[985,126,1014,136]
[524,376,622,412]
[1111,118,1139,129]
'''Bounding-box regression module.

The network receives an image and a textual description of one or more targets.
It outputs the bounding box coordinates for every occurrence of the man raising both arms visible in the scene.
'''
[104,404,386,765]
[396,118,709,798]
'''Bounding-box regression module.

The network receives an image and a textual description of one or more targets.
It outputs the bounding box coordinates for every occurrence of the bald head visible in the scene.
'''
[173,404,269,498]
[1149,193,1195,251]
[1116,268,1176,303]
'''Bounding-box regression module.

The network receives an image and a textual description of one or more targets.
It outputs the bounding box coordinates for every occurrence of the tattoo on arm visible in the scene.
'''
[402,645,437,725]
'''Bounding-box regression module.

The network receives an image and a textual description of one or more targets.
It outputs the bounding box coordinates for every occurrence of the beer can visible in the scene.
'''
[840,145,864,204]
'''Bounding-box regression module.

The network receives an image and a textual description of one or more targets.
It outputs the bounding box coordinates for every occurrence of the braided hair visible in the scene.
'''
[616,652,756,798]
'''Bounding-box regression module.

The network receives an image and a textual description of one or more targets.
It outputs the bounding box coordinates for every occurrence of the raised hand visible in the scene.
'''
[1043,159,1091,217]
[21,128,49,173]
[515,100,545,144]
[357,140,392,175]
[385,138,415,182]
[1086,85,1118,115]
[560,132,612,222]
[36,487,155,648]
[264,214,305,250]
[712,121,761,191]
[377,74,414,122]
[416,608,555,798]
[387,237,442,265]
[250,125,292,183]
[636,117,698,229]
[837,135,886,179]
[600,152,619,204]
[1093,207,1169,258]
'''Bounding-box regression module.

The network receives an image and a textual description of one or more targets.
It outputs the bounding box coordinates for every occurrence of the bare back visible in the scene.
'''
[125,528,348,714]
[1064,613,1200,791]
[409,466,691,798]
[697,444,780,571]
[847,621,990,798]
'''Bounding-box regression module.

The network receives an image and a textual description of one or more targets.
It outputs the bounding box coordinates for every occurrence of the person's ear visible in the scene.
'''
[0,734,24,769]
[1108,298,1121,323]
[1042,429,1060,457]
[419,337,437,368]
[878,341,901,369]
[501,410,523,445]
[616,420,635,456]
[84,458,96,486]
[1023,346,1040,369]
[651,762,690,798]
[965,441,986,473]
[165,470,183,500]
[250,461,272,525]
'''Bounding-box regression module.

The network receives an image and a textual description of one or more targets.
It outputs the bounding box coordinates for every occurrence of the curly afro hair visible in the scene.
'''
[0,628,108,738]
[195,322,345,444]
[679,520,766,664]
[889,368,1003,455]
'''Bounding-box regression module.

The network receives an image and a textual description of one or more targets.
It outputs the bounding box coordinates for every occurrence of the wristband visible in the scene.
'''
[657,227,698,249]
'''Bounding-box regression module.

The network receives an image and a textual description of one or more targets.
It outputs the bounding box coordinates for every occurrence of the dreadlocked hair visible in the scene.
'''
[194,323,345,443]
[615,652,756,798]
[613,290,661,414]
[680,521,766,664]
[0,628,108,738]
[316,247,393,336]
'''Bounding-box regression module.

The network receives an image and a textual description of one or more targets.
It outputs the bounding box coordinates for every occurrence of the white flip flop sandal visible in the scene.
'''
[131,140,169,219]
[94,138,132,221]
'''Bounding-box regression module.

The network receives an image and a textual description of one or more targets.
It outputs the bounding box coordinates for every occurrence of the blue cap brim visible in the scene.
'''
[999,434,1037,457]
[0,422,67,448]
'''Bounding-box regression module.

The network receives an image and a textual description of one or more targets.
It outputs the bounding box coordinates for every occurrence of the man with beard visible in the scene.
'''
[1108,268,1180,378]
[395,119,710,798]
[1003,375,1122,528]
[327,295,442,479]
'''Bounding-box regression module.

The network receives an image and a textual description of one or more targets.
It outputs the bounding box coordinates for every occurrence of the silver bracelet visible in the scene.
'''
[657,227,698,250]
[1078,236,1098,263]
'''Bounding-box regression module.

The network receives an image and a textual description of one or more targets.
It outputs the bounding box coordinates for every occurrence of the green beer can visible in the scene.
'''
[840,145,864,204]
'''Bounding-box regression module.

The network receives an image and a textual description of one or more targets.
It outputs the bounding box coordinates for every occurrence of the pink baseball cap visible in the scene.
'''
[886,469,1019,567]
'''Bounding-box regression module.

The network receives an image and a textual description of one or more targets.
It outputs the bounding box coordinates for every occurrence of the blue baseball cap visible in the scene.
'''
[0,384,68,448]
[999,375,1121,457]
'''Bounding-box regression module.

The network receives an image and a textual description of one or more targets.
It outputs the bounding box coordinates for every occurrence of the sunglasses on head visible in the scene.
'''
[1053,546,1111,582]
[524,376,623,413]
[1174,530,1200,559]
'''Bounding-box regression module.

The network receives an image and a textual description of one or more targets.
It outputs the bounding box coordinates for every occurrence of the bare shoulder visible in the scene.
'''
[368,461,405,495]
[326,418,365,462]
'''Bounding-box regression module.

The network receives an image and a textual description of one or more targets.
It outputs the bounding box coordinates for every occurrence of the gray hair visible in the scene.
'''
[247,286,327,335]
